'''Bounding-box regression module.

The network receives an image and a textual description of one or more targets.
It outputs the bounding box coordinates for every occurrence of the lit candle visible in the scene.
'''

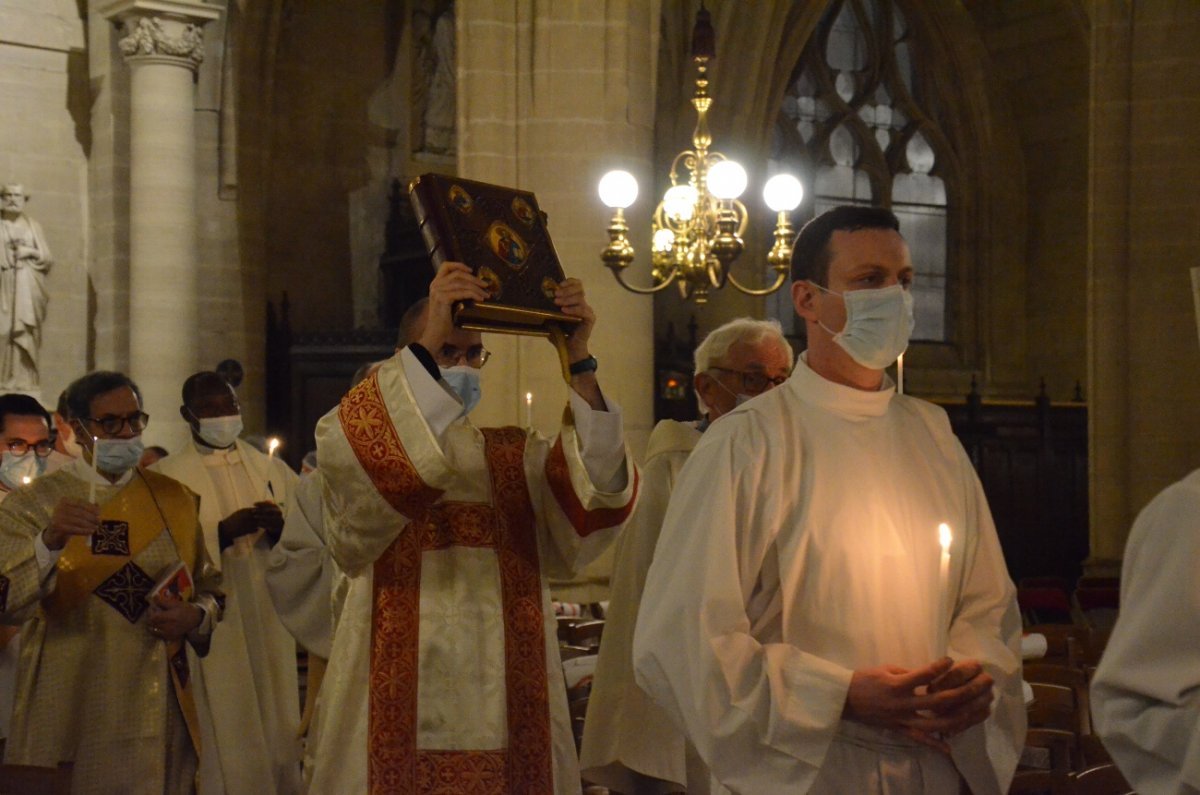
[89,436,99,503]
[21,476,31,486]
[525,392,533,427]
[897,352,905,395]
[263,437,281,501]
[937,522,953,654]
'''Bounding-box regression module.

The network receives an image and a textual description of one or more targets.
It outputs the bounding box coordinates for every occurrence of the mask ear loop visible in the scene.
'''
[808,281,846,338]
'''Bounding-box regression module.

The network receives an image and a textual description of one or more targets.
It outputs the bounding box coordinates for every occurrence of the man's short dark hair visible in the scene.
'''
[64,371,142,422]
[397,298,430,348]
[54,389,69,419]
[182,371,233,408]
[790,205,901,286]
[0,393,51,435]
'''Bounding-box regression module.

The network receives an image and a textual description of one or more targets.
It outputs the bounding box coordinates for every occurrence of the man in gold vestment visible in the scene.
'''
[308,263,636,794]
[0,371,222,794]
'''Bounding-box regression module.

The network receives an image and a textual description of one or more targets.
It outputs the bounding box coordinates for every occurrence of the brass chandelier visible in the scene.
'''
[597,4,804,304]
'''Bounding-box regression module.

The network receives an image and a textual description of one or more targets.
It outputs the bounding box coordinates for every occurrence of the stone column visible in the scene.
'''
[100,0,220,448]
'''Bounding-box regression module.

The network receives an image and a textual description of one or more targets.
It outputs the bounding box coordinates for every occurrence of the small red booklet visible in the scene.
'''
[147,561,194,604]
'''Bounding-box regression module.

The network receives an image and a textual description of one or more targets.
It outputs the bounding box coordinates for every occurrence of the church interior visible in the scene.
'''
[2,0,1199,791]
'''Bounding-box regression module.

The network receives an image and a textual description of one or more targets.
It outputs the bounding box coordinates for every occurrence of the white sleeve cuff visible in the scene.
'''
[400,347,466,443]
[33,531,63,578]
[568,389,627,491]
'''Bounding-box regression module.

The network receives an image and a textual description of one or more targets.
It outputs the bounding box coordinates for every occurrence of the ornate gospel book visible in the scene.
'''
[408,173,582,342]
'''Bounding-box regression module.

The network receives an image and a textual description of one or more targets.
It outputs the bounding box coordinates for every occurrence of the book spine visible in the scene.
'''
[409,178,453,268]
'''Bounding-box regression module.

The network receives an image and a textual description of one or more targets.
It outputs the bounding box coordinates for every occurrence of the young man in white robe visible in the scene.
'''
[634,205,1025,795]
[309,262,636,794]
[152,371,301,795]
[1091,469,1200,793]
[0,392,54,757]
[580,318,793,794]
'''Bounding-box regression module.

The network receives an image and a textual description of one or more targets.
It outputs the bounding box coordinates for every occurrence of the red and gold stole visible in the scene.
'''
[340,373,554,795]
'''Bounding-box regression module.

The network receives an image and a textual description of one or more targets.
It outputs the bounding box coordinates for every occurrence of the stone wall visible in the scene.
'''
[0,0,89,403]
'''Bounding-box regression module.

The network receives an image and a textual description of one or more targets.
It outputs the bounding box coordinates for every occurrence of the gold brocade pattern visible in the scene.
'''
[0,469,220,794]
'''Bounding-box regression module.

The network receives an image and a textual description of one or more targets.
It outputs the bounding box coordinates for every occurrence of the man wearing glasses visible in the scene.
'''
[0,392,54,759]
[308,261,636,793]
[0,371,222,794]
[582,317,793,794]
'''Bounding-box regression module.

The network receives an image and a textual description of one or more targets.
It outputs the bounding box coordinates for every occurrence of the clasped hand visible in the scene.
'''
[843,657,995,754]
[218,502,284,549]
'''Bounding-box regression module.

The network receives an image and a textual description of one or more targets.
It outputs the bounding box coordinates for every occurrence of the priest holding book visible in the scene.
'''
[0,370,222,794]
[308,260,636,793]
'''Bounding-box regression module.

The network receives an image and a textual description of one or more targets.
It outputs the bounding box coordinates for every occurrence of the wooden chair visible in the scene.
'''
[1008,770,1074,795]
[1025,624,1088,666]
[556,615,583,643]
[1019,587,1075,626]
[563,619,605,649]
[1022,728,1079,773]
[1028,682,1081,734]
[1078,734,1114,769]
[559,644,595,662]
[1074,763,1134,795]
[0,762,73,795]
[1023,663,1092,734]
[1073,588,1120,631]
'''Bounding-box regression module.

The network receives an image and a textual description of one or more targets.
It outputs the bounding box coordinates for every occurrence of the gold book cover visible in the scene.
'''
[408,173,581,337]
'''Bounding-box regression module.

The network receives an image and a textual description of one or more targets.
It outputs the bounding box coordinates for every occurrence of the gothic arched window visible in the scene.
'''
[768,0,956,343]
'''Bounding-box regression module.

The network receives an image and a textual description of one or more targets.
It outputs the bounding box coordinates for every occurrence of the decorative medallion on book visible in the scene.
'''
[91,520,132,556]
[409,173,581,338]
[94,561,155,623]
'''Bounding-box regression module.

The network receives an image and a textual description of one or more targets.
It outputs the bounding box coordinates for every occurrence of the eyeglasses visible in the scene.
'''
[435,344,491,369]
[708,367,789,394]
[83,412,150,435]
[5,439,53,457]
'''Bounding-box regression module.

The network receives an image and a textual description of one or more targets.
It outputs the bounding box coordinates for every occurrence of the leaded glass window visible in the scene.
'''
[768,0,953,343]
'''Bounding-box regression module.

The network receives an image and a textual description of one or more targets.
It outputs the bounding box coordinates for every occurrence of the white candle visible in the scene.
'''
[525,392,533,427]
[897,352,905,394]
[89,436,99,503]
[263,437,280,501]
[937,522,953,654]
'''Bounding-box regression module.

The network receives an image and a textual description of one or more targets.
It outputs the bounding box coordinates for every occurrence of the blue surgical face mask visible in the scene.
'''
[0,450,45,490]
[93,436,145,476]
[440,365,482,415]
[711,376,753,408]
[814,282,915,370]
[193,413,243,449]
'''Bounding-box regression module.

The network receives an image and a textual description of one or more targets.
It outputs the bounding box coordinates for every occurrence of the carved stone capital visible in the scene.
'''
[100,0,221,72]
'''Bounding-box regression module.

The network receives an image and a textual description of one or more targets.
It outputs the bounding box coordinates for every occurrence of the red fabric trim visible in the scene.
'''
[363,414,554,793]
[544,435,638,537]
[482,427,555,793]
[339,372,444,519]
[416,750,507,794]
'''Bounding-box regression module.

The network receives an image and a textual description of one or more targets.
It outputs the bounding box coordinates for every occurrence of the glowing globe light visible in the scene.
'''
[707,160,748,200]
[662,185,698,221]
[598,170,638,209]
[652,228,676,252]
[763,174,804,212]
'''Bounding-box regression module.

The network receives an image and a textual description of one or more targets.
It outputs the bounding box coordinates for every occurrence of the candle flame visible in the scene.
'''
[526,392,532,404]
[267,437,281,453]
[21,476,31,485]
[938,522,952,551]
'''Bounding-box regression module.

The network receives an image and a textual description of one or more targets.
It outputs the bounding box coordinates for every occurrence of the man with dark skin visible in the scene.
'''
[176,373,283,549]
[154,370,302,794]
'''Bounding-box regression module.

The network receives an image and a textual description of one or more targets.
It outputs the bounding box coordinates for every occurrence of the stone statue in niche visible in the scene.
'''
[0,184,52,393]
[413,1,456,155]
